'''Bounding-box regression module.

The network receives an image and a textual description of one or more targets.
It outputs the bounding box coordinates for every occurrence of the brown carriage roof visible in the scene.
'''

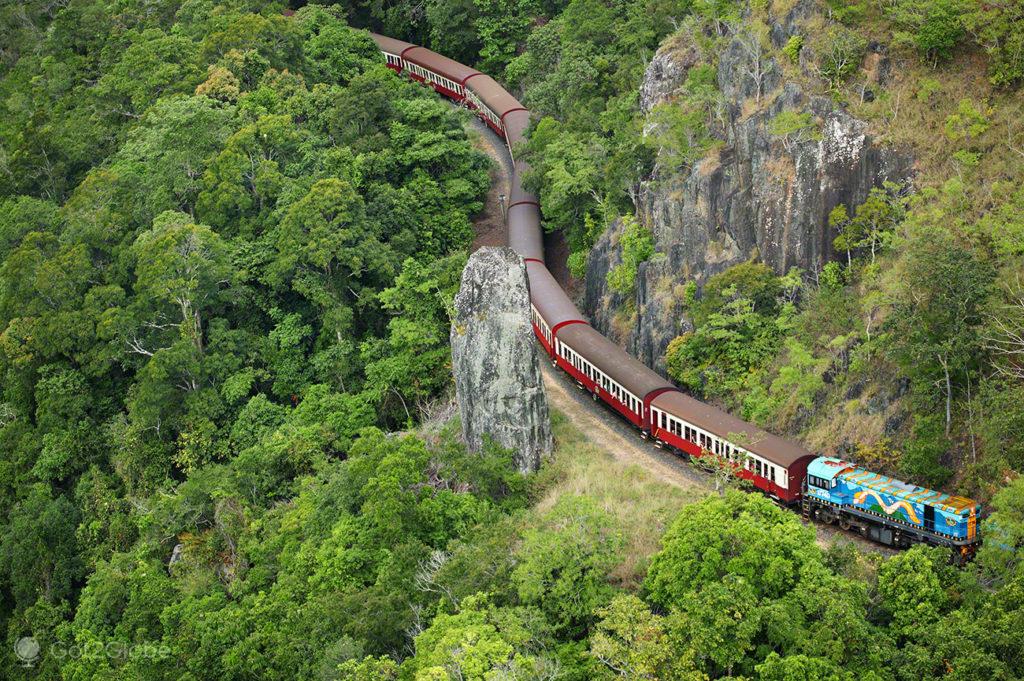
[509,160,538,206]
[369,33,416,56]
[650,391,817,468]
[402,46,480,83]
[557,324,676,401]
[466,74,524,119]
[526,261,586,329]
[507,204,544,261]
[503,109,531,148]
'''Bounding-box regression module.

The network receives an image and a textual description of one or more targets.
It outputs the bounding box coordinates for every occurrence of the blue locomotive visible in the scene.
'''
[802,457,981,557]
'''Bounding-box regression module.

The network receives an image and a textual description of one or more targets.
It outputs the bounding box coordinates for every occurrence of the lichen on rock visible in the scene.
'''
[451,247,553,473]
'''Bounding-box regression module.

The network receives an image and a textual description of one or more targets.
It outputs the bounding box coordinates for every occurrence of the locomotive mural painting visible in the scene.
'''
[365,32,983,558]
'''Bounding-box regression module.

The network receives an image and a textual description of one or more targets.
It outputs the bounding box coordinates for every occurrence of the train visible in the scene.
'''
[363,31,982,557]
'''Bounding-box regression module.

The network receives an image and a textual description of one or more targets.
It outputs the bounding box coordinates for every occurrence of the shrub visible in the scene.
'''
[606,214,655,295]
[767,110,818,151]
[782,35,804,63]
[812,25,867,89]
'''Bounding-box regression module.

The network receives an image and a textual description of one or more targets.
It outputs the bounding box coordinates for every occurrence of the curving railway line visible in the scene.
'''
[365,31,982,558]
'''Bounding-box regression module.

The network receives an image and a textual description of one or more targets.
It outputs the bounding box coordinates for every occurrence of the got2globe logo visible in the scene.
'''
[14,637,40,667]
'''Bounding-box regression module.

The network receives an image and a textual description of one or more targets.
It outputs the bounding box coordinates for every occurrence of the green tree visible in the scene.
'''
[811,25,866,89]
[589,594,671,679]
[0,485,81,610]
[645,491,818,609]
[887,0,965,64]
[606,214,655,295]
[888,200,995,439]
[512,495,623,635]
[768,110,819,153]
[830,184,907,266]
[963,0,1024,86]
[977,476,1024,584]
[877,546,951,641]
[129,211,233,359]
[404,595,544,680]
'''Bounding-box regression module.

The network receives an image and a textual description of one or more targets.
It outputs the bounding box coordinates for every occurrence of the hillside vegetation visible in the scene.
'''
[2,0,1024,680]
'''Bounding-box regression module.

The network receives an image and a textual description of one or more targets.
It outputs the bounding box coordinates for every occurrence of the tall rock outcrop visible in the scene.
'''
[451,247,552,473]
[585,0,913,373]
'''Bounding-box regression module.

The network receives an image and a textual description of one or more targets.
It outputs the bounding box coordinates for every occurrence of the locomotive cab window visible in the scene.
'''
[808,475,831,489]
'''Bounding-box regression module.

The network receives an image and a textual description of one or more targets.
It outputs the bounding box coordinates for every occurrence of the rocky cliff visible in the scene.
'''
[451,247,553,473]
[585,1,913,372]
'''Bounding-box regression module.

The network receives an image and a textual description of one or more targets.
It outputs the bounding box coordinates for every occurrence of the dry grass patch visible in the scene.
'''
[532,410,703,588]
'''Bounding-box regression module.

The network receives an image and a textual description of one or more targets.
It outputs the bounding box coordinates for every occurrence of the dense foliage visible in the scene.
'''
[0,2,495,677]
[3,0,1024,679]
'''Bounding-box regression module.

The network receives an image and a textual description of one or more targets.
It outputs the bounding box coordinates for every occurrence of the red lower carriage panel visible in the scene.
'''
[649,391,816,504]
[555,324,676,431]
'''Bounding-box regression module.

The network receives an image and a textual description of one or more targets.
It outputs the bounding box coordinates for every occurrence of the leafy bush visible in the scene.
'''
[767,110,819,151]
[887,0,965,64]
[963,0,1024,86]
[512,495,623,635]
[782,34,804,63]
[606,214,656,295]
[811,25,867,89]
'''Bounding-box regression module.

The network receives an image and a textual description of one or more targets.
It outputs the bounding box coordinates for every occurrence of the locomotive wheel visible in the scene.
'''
[839,517,851,531]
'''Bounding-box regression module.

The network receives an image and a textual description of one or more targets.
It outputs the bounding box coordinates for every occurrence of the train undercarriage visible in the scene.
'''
[802,497,978,562]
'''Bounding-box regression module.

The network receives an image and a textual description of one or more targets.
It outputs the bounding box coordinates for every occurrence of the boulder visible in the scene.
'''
[451,247,552,473]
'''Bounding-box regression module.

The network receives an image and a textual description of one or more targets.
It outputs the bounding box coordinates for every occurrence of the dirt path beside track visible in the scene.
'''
[466,116,511,252]
[541,361,706,491]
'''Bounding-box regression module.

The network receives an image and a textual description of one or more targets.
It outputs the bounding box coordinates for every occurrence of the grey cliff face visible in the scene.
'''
[451,247,553,473]
[586,2,913,373]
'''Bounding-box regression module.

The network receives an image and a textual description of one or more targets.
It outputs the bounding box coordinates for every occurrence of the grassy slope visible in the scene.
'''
[531,409,703,587]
